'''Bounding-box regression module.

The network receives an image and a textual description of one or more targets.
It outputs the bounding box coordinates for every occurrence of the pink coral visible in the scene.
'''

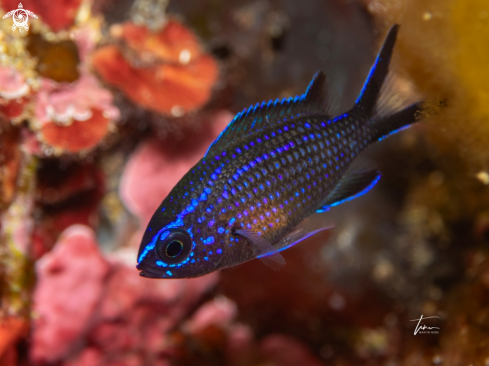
[90,261,218,364]
[225,324,255,366]
[0,66,30,120]
[72,25,98,65]
[30,225,219,365]
[31,225,110,365]
[62,348,101,366]
[260,335,325,366]
[34,73,119,154]
[186,297,237,334]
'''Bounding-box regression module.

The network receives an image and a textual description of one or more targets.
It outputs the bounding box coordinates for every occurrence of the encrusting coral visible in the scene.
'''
[92,18,218,117]
[33,73,119,154]
[30,224,219,366]
[0,66,31,120]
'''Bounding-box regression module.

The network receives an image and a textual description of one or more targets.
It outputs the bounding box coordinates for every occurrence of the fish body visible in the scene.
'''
[137,25,423,279]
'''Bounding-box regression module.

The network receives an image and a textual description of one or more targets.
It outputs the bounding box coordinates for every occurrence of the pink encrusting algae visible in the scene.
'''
[31,225,219,366]
[31,226,111,364]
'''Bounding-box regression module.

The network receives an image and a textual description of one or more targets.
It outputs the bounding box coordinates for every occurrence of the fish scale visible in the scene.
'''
[137,24,426,278]
[200,113,373,252]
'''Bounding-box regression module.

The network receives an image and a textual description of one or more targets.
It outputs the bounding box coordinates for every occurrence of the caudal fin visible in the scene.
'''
[354,24,400,116]
[369,102,423,141]
[354,24,425,141]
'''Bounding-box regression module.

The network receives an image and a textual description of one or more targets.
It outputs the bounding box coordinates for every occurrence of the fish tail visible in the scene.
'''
[353,24,425,140]
[353,24,400,116]
[368,102,423,142]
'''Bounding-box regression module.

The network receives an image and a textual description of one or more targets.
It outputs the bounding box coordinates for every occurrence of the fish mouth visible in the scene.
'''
[136,264,163,279]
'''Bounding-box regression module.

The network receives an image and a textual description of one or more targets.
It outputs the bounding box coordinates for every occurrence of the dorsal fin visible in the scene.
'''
[204,71,329,157]
[353,25,399,117]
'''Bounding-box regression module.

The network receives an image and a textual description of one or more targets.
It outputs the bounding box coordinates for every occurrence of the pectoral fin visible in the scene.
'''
[317,169,381,212]
[273,220,334,253]
[234,229,286,270]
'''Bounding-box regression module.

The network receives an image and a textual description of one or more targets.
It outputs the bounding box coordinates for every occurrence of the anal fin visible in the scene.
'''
[317,169,381,212]
[259,253,287,271]
[273,221,334,253]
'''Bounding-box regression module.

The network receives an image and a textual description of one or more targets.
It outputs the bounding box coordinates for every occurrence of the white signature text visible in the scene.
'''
[409,315,440,335]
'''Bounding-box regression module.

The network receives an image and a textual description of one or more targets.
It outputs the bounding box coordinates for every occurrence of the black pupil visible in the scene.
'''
[166,240,183,257]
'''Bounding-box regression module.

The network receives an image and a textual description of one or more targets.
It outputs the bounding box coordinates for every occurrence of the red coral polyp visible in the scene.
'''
[120,20,202,65]
[93,19,218,116]
[40,108,110,153]
[34,75,119,154]
[0,66,30,120]
[93,46,218,116]
[0,97,29,120]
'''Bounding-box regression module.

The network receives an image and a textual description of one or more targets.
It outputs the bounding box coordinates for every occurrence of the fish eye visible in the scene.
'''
[154,229,192,264]
[166,240,183,257]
